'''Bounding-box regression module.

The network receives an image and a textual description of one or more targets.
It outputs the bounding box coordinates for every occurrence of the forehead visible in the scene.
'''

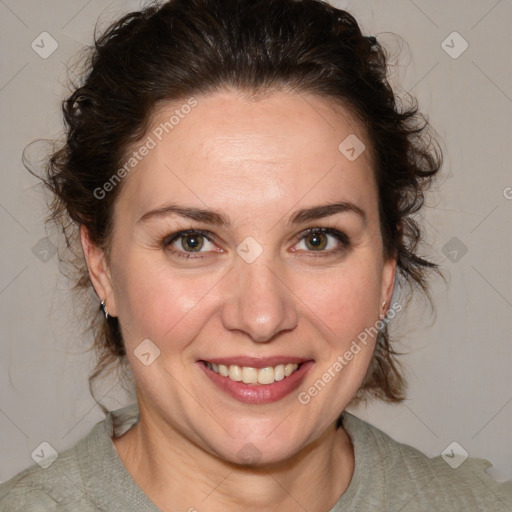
[118,89,376,221]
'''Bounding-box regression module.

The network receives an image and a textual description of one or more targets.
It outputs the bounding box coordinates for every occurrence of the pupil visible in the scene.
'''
[307,233,326,250]
[183,235,203,251]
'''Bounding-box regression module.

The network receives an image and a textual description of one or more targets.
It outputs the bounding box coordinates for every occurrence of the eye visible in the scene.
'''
[161,227,349,260]
[293,228,350,255]
[163,230,218,258]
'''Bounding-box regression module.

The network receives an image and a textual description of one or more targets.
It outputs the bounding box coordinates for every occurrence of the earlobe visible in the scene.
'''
[80,225,117,317]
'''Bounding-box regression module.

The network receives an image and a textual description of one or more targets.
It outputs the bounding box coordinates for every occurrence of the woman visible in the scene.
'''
[1,0,511,510]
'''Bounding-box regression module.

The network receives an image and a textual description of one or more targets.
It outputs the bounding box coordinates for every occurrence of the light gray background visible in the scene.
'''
[1,0,511,484]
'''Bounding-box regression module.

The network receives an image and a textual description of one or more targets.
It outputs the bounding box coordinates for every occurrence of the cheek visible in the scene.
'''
[292,257,383,341]
[112,254,223,348]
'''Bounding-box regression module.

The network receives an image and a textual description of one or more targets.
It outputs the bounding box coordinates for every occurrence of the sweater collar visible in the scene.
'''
[77,402,375,511]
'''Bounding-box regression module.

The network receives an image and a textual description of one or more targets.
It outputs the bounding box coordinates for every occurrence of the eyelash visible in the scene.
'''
[161,228,350,260]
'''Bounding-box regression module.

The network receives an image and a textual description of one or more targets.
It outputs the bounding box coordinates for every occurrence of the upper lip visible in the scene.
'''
[200,356,312,368]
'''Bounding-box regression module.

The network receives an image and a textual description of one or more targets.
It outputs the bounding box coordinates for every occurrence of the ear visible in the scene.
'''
[80,225,118,317]
[380,253,397,318]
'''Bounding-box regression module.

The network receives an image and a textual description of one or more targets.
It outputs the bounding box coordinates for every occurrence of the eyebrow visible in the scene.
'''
[138,204,230,226]
[137,201,366,226]
[288,202,366,226]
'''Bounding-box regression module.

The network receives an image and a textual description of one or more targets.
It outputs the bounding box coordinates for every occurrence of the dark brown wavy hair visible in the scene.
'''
[28,0,443,412]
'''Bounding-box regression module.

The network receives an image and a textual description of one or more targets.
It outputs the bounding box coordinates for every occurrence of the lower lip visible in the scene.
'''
[197,361,314,404]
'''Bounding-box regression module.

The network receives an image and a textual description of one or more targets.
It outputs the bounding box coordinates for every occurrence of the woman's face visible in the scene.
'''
[90,89,396,464]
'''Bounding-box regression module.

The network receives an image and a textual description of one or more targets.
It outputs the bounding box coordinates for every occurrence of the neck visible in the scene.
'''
[113,406,354,512]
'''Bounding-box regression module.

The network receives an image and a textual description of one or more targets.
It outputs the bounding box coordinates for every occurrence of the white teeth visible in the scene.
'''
[242,367,258,384]
[284,363,296,377]
[229,365,242,381]
[205,362,300,385]
[257,367,274,385]
[274,364,285,382]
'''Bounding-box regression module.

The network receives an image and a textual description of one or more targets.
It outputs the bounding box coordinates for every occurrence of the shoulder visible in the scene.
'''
[0,422,106,512]
[0,403,140,512]
[342,411,512,511]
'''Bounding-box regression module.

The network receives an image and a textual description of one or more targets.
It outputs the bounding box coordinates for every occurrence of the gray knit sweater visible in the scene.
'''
[1,403,511,511]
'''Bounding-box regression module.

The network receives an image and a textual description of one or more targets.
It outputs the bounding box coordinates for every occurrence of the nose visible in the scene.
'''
[220,257,299,343]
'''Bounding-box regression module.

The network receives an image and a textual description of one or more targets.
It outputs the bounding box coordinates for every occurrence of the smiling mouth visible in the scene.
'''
[202,361,303,385]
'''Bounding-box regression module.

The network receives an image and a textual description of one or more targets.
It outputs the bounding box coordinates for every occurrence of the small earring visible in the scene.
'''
[100,299,109,319]
[379,301,386,320]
